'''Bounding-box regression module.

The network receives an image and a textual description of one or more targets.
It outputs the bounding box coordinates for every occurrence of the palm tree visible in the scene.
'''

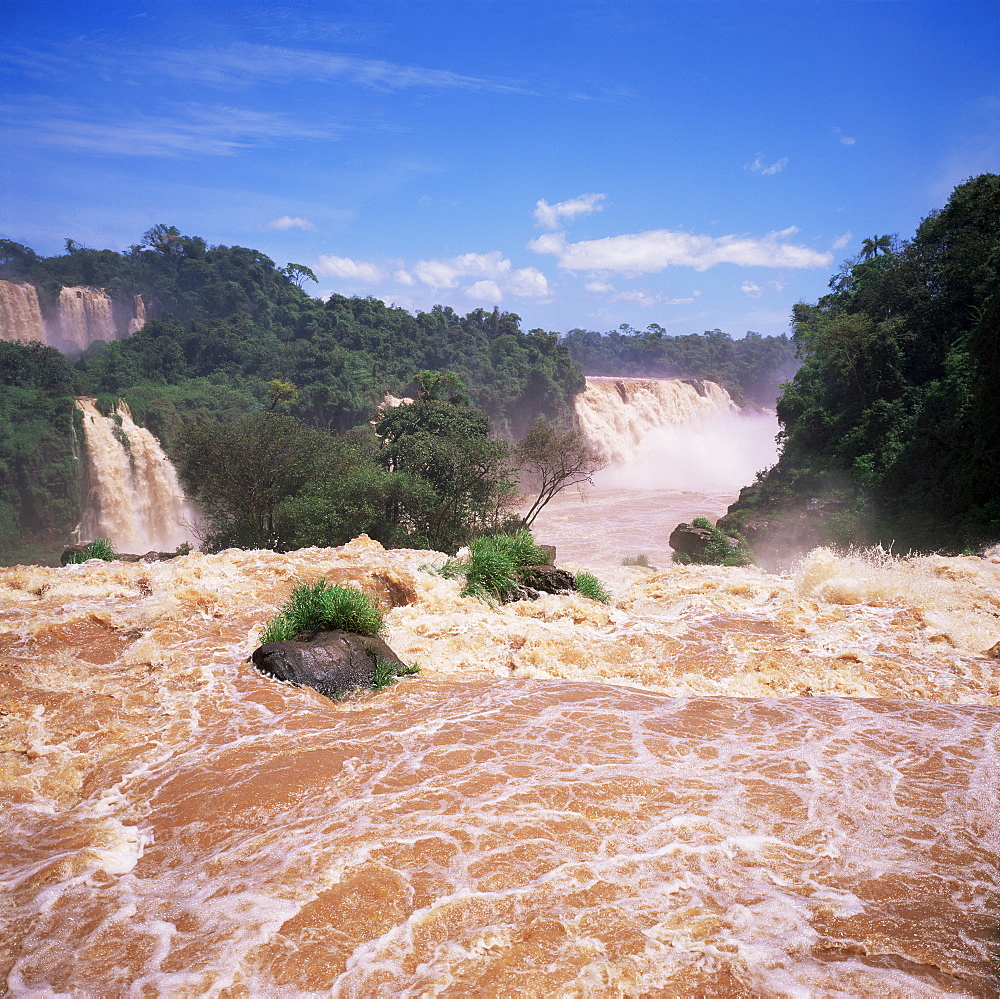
[860,234,894,260]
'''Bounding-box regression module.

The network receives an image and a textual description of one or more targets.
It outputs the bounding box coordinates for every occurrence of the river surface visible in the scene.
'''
[2,536,999,997]
[2,378,999,995]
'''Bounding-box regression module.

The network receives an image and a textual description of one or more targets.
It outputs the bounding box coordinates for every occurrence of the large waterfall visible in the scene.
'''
[76,398,198,553]
[0,280,145,352]
[529,376,780,566]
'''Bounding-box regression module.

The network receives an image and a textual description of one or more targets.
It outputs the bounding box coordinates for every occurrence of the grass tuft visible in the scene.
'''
[621,554,650,567]
[66,537,117,564]
[261,579,384,644]
[574,571,612,604]
[461,528,548,601]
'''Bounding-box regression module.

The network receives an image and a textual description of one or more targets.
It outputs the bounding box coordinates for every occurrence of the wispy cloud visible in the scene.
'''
[264,216,317,231]
[534,193,606,229]
[744,153,789,176]
[740,281,764,298]
[315,255,385,282]
[0,98,341,157]
[529,227,832,274]
[831,230,853,251]
[832,128,856,146]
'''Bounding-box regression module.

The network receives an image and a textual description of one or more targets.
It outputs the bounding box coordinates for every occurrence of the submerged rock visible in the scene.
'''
[251,630,408,701]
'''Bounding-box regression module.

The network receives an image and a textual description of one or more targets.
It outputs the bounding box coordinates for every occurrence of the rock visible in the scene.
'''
[251,630,408,701]
[982,641,1000,660]
[669,522,738,561]
[61,544,180,565]
[518,565,575,594]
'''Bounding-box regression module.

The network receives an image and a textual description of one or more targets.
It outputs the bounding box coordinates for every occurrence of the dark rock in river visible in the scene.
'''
[518,565,576,594]
[669,522,738,561]
[61,544,179,565]
[251,630,408,700]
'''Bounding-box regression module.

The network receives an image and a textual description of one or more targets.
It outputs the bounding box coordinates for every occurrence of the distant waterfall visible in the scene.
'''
[77,398,198,553]
[574,376,778,492]
[575,377,738,463]
[0,281,46,344]
[0,280,146,351]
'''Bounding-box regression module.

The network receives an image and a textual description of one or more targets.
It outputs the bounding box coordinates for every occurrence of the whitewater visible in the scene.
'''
[1,377,998,996]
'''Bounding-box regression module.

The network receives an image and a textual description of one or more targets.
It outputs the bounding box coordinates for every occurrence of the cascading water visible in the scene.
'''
[0,280,46,344]
[0,280,145,351]
[76,398,198,553]
[530,376,779,566]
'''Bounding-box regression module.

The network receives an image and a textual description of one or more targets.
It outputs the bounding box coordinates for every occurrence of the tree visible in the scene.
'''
[281,263,318,288]
[516,421,607,528]
[173,414,325,549]
[860,234,894,260]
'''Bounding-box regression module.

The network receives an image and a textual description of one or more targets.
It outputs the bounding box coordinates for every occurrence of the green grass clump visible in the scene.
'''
[66,537,117,564]
[261,579,384,644]
[462,528,548,601]
[621,554,651,567]
[371,658,421,691]
[574,571,612,604]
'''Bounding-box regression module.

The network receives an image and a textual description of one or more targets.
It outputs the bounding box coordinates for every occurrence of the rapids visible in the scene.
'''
[1,537,998,996]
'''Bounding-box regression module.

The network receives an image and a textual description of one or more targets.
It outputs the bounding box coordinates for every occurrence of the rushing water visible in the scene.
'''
[77,398,199,554]
[1,379,998,995]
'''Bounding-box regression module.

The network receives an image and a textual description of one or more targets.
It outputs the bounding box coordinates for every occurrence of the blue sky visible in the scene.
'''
[3,1,998,336]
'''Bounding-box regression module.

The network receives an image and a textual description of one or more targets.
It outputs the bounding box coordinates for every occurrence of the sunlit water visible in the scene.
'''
[2,537,999,996]
[1,379,998,996]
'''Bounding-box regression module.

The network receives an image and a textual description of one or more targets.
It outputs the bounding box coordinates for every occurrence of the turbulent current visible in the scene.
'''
[1,377,999,996]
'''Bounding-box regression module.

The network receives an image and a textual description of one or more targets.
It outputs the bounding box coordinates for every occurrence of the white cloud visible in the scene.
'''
[464,280,503,302]
[741,281,764,298]
[744,153,789,176]
[839,136,856,146]
[529,227,832,274]
[265,215,316,230]
[411,251,550,299]
[584,280,696,307]
[534,193,606,229]
[585,280,615,293]
[394,269,415,286]
[315,255,384,283]
[831,230,853,250]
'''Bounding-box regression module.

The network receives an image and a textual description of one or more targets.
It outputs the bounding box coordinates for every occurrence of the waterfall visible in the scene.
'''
[0,281,145,351]
[76,398,198,553]
[575,376,738,463]
[56,287,118,351]
[0,280,47,344]
[574,375,778,493]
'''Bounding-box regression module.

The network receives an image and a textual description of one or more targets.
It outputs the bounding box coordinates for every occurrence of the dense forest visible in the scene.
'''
[721,173,1000,559]
[0,226,795,564]
[562,326,798,408]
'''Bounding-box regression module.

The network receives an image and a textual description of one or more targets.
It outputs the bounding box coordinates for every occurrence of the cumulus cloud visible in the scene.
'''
[529,227,832,274]
[744,154,789,176]
[315,254,384,283]
[534,193,606,230]
[410,251,549,299]
[464,280,503,302]
[265,215,316,230]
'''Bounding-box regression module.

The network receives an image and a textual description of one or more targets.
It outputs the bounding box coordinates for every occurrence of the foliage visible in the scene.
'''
[728,173,1000,553]
[65,537,117,564]
[446,528,549,602]
[370,657,421,691]
[673,517,754,567]
[516,420,607,527]
[260,579,384,644]
[561,326,799,407]
[0,341,80,565]
[621,554,651,567]
[574,571,612,604]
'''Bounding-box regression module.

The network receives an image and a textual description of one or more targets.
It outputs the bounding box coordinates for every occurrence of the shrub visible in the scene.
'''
[621,554,650,567]
[261,579,384,644]
[462,528,547,601]
[371,657,421,691]
[574,571,612,604]
[674,517,754,567]
[66,537,117,564]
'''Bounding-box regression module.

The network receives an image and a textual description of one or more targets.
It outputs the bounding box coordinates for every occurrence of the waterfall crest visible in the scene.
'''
[0,281,46,343]
[575,376,737,463]
[77,398,198,552]
[0,280,145,352]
